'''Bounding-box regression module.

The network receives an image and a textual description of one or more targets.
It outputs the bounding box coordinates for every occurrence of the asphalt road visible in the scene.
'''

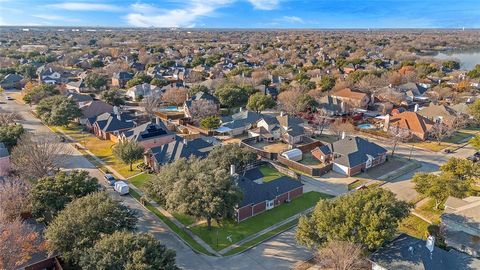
[1,91,312,270]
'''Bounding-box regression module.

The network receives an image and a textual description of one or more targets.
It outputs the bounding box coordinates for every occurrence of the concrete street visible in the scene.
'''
[1,91,313,270]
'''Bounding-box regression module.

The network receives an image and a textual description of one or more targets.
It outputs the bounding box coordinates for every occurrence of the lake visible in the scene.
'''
[433,51,480,70]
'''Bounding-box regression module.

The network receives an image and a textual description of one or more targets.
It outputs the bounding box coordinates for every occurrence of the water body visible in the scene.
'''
[433,51,480,70]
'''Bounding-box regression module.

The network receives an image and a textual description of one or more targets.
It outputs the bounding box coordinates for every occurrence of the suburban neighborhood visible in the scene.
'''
[1,4,480,269]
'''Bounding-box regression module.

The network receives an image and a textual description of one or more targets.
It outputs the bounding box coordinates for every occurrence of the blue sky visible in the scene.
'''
[0,0,479,28]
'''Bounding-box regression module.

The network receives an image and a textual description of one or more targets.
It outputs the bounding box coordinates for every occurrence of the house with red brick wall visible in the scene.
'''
[92,112,136,140]
[235,167,303,222]
[118,119,175,150]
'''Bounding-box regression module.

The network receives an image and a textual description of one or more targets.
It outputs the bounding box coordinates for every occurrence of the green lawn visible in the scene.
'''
[443,131,473,144]
[415,199,443,224]
[190,191,333,251]
[173,213,197,226]
[348,179,369,191]
[398,215,430,239]
[129,173,152,190]
[259,165,284,182]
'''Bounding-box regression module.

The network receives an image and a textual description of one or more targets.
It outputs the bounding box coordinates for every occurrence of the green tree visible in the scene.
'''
[79,231,178,270]
[215,84,256,108]
[126,73,152,88]
[442,60,460,70]
[90,59,104,68]
[36,95,82,126]
[296,188,411,250]
[247,92,276,113]
[145,158,242,229]
[84,73,107,91]
[440,157,480,181]
[468,100,480,123]
[467,64,480,79]
[44,192,137,264]
[469,135,480,149]
[150,77,169,87]
[189,84,209,96]
[29,170,99,223]
[319,76,336,91]
[100,89,125,106]
[23,84,59,105]
[113,140,144,171]
[206,144,256,172]
[16,64,36,79]
[0,124,24,149]
[200,116,220,130]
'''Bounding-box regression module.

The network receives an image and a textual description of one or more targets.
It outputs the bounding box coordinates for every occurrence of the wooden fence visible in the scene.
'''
[277,155,332,177]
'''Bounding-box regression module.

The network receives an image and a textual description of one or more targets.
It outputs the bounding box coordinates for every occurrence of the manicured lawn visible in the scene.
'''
[128,173,152,190]
[52,124,142,178]
[190,191,333,251]
[444,131,473,144]
[415,199,443,224]
[259,165,284,182]
[398,215,430,239]
[223,219,298,256]
[173,213,197,226]
[412,141,449,152]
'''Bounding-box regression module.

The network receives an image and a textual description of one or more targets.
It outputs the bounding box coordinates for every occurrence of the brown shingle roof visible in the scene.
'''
[389,111,434,135]
[331,88,367,101]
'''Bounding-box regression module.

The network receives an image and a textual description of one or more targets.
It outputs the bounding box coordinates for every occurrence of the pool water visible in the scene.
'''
[357,124,376,130]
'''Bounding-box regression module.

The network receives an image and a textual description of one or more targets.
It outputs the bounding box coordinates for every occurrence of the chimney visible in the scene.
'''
[388,83,393,88]
[230,165,236,176]
[183,138,188,145]
[426,235,435,253]
[155,117,161,125]
[239,107,243,112]
[414,104,419,112]
[341,131,346,139]
[280,111,284,117]
[116,113,121,121]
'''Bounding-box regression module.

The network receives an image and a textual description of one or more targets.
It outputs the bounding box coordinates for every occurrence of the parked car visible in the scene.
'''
[444,149,453,154]
[104,173,116,185]
[6,96,14,101]
[114,181,129,195]
[474,151,480,158]
[467,156,478,162]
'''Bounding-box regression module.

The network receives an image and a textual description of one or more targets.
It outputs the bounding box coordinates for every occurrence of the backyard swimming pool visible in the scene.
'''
[357,124,376,130]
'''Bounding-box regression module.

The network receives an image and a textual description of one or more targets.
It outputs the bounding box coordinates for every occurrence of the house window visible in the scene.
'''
[266,200,274,210]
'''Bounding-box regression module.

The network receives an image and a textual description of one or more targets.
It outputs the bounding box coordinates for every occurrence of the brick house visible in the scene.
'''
[118,119,175,150]
[330,136,387,176]
[330,88,370,109]
[235,167,303,222]
[384,111,434,141]
[92,112,136,141]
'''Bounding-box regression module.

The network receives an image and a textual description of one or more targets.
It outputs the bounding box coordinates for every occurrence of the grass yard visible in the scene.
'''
[190,191,333,251]
[173,213,197,226]
[52,124,142,178]
[411,141,449,152]
[415,199,443,224]
[128,173,152,190]
[259,165,284,182]
[314,134,338,143]
[412,131,474,152]
[298,152,323,167]
[348,179,369,190]
[443,131,473,144]
[398,215,430,239]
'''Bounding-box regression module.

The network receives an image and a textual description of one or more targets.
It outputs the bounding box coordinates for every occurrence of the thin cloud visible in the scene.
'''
[47,2,122,12]
[125,1,234,28]
[282,16,303,23]
[247,0,280,10]
[33,14,80,22]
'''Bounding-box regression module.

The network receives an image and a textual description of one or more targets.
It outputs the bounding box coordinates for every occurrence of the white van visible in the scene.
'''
[114,181,129,195]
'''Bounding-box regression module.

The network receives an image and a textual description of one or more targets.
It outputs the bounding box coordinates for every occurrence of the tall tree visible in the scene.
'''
[45,192,137,264]
[162,87,188,106]
[387,125,412,156]
[0,177,31,221]
[79,232,178,270]
[189,99,218,122]
[0,124,24,149]
[247,92,276,113]
[36,95,82,126]
[430,122,454,145]
[100,89,126,106]
[113,140,144,171]
[145,158,242,229]
[30,170,99,223]
[330,119,355,138]
[207,144,257,172]
[296,188,411,250]
[23,84,59,105]
[11,133,70,180]
[0,217,44,270]
[141,95,162,120]
[315,240,369,270]
[200,116,221,130]
[84,73,107,91]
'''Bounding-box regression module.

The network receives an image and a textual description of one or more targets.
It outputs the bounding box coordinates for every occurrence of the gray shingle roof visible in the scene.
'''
[331,136,387,167]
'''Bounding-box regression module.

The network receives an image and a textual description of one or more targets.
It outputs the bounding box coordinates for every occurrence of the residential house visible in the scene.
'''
[144,136,216,172]
[66,79,87,93]
[216,110,264,137]
[396,82,428,101]
[250,113,307,145]
[119,119,175,149]
[36,66,64,84]
[183,91,220,118]
[311,145,333,163]
[0,74,23,89]
[370,234,480,270]
[66,91,93,107]
[111,72,133,88]
[235,167,303,222]
[0,143,10,176]
[330,88,370,109]
[126,83,162,101]
[384,111,434,141]
[442,196,480,257]
[79,100,114,126]
[317,95,348,115]
[92,112,136,141]
[418,103,464,127]
[330,136,387,176]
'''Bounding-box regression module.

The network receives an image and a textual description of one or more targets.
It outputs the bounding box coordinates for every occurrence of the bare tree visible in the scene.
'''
[430,122,454,145]
[141,96,162,120]
[330,119,355,138]
[315,240,369,270]
[10,133,70,180]
[0,177,31,221]
[277,90,301,114]
[162,87,188,106]
[0,112,23,126]
[312,110,331,136]
[189,99,218,122]
[387,125,412,156]
[0,216,44,270]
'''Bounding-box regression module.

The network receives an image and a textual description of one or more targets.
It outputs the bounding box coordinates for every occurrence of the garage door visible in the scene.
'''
[333,163,349,175]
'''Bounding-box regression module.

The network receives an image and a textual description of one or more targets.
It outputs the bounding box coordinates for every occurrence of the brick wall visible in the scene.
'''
[252,202,266,215]
[237,205,253,222]
[289,186,303,200]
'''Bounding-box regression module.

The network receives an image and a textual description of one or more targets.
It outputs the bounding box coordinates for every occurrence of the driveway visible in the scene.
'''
[1,90,312,270]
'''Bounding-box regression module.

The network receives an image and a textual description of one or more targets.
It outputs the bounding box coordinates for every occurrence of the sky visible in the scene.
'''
[0,0,479,28]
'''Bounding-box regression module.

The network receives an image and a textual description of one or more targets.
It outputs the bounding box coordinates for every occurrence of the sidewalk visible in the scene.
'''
[218,206,313,255]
